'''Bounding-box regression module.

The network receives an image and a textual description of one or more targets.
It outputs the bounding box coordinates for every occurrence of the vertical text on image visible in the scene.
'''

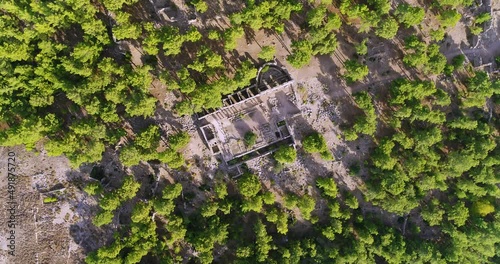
[7,151,17,256]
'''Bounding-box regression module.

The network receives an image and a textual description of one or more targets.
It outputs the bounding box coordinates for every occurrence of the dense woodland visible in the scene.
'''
[1,0,499,263]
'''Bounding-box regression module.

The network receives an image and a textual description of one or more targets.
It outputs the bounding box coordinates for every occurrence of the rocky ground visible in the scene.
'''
[0,146,90,263]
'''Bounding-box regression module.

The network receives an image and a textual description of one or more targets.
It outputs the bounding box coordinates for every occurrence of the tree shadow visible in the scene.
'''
[232,117,253,140]
[281,19,301,42]
[275,90,301,115]
[47,93,88,128]
[317,54,339,76]
[126,116,156,135]
[243,26,257,45]
[126,0,163,23]
[154,106,184,132]
[364,40,403,84]
[243,51,258,65]
[314,54,353,104]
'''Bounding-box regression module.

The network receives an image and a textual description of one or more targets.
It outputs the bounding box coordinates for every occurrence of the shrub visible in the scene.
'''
[43,196,58,203]
[258,46,276,61]
[208,30,220,40]
[355,39,368,56]
[316,177,338,198]
[470,25,482,35]
[344,192,359,209]
[169,131,190,151]
[473,200,495,217]
[302,132,333,160]
[349,163,361,175]
[452,54,466,69]
[343,60,369,82]
[192,0,208,13]
[274,145,297,164]
[84,182,103,195]
[284,194,298,209]
[430,28,446,41]
[475,13,491,24]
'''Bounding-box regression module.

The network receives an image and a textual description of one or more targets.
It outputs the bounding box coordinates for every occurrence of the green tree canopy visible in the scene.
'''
[258,46,276,61]
[394,4,425,28]
[438,10,461,28]
[302,132,333,160]
[274,145,297,164]
[343,60,369,82]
